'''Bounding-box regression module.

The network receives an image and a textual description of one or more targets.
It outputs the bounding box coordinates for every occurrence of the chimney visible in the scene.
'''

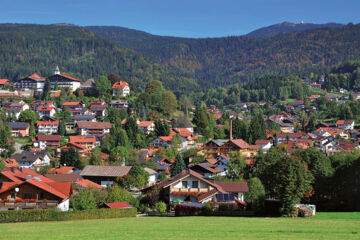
[230,120,233,140]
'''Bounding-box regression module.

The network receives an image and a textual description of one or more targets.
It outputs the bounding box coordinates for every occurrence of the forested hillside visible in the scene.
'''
[0,24,198,92]
[246,21,344,38]
[88,24,360,88]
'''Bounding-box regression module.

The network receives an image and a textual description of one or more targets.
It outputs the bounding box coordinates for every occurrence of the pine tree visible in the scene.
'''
[248,113,266,144]
[170,154,186,176]
[58,121,66,136]
[42,79,51,100]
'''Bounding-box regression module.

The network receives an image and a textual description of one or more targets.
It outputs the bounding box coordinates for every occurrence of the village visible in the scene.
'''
[0,66,358,217]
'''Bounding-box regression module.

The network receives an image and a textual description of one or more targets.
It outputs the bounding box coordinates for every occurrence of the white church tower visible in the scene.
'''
[54,65,60,75]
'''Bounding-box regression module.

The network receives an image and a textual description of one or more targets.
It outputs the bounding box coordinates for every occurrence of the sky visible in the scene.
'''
[1,0,359,38]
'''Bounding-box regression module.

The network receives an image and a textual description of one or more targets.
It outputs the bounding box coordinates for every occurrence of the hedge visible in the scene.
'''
[0,207,137,223]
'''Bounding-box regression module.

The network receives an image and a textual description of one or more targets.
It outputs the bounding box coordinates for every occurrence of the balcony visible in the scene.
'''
[170,187,212,193]
[0,200,58,210]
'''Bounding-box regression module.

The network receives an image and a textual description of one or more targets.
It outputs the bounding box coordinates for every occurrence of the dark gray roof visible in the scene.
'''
[11,151,50,163]
[73,114,96,121]
[4,122,29,130]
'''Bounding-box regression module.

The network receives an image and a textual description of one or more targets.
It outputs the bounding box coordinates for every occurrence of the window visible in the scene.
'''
[192,181,198,188]
[10,193,15,200]
[182,181,188,188]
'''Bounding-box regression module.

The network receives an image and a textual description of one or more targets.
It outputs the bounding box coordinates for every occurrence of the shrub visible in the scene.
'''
[155,201,166,213]
[201,204,213,214]
[0,208,136,223]
[218,204,229,211]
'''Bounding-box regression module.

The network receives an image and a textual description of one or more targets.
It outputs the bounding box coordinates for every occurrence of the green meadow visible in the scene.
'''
[0,212,359,240]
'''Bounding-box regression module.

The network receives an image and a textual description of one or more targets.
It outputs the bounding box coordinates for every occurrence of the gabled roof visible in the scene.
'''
[36,121,59,127]
[230,139,250,149]
[4,122,29,130]
[2,158,19,168]
[49,74,80,82]
[0,79,9,85]
[1,167,54,183]
[11,151,51,163]
[45,173,83,182]
[62,101,81,106]
[80,165,132,177]
[276,132,302,138]
[48,166,75,174]
[69,135,96,144]
[75,179,103,189]
[138,121,154,128]
[214,181,249,193]
[36,135,61,141]
[76,122,111,129]
[336,120,354,125]
[112,81,129,89]
[157,169,225,193]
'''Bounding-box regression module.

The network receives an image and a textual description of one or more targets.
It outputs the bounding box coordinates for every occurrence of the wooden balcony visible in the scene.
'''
[170,187,213,193]
[0,200,58,210]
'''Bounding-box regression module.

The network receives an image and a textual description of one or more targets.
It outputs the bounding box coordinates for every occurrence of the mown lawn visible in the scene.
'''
[0,212,359,240]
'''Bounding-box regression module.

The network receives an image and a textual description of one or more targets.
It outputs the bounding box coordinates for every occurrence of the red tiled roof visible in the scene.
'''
[2,159,19,168]
[112,81,129,89]
[214,181,249,192]
[276,132,302,138]
[230,139,250,149]
[173,128,193,138]
[28,73,45,80]
[36,135,61,141]
[138,121,154,128]
[37,106,54,112]
[36,121,59,126]
[69,135,96,144]
[336,120,354,125]
[0,79,9,85]
[105,202,132,209]
[197,188,218,202]
[62,101,81,106]
[1,167,53,183]
[75,179,103,189]
[48,166,75,174]
[255,139,270,145]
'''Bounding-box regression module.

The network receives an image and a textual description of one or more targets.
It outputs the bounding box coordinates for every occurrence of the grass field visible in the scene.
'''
[0,212,359,240]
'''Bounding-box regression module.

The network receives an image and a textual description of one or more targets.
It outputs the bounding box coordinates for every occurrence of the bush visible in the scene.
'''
[218,204,229,211]
[155,201,166,213]
[0,208,136,223]
[201,204,213,214]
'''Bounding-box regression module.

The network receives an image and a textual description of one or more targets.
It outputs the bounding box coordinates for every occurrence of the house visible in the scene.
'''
[48,66,81,91]
[152,169,248,205]
[173,128,197,147]
[81,78,95,92]
[0,167,71,211]
[13,73,46,92]
[4,122,30,137]
[76,122,111,136]
[36,105,56,119]
[189,162,225,178]
[112,81,130,97]
[69,136,96,150]
[255,139,272,152]
[89,101,108,119]
[33,135,61,149]
[11,151,51,169]
[62,101,85,110]
[0,79,9,88]
[3,100,30,119]
[267,113,296,133]
[138,121,155,135]
[310,83,321,89]
[275,132,302,145]
[36,120,59,134]
[45,173,83,183]
[336,120,354,130]
[110,100,129,109]
[80,165,156,187]
[149,132,188,151]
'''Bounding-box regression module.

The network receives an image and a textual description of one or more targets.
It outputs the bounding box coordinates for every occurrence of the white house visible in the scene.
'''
[11,151,51,169]
[255,139,272,152]
[76,122,111,136]
[36,121,59,134]
[155,169,248,205]
[336,120,355,130]
[112,81,130,97]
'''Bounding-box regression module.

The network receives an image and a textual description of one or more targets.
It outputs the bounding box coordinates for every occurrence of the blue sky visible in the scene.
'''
[1,0,359,37]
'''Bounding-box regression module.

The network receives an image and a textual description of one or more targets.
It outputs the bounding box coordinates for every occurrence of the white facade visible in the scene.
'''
[57,199,70,211]
[37,123,58,134]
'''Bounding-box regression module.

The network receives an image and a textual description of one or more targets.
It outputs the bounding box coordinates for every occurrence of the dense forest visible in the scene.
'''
[88,23,360,88]
[0,24,198,93]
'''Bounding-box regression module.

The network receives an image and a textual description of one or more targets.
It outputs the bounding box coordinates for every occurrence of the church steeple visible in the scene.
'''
[54,65,60,75]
